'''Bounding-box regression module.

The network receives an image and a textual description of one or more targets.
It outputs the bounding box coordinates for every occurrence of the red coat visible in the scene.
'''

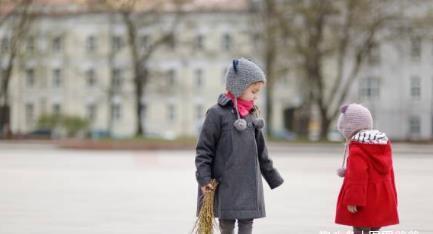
[335,141,399,227]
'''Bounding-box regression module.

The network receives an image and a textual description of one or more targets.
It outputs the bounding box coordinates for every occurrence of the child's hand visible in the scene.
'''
[347,205,358,213]
[200,183,215,193]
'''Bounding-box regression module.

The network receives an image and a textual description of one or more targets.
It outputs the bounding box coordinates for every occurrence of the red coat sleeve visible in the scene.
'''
[388,143,398,206]
[391,168,398,206]
[342,146,369,206]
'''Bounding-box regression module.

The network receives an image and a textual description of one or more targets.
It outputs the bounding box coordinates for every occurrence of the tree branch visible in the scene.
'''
[329,17,386,120]
[326,0,355,108]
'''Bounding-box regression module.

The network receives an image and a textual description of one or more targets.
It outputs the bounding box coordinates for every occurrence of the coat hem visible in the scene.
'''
[216,210,266,220]
[335,220,399,227]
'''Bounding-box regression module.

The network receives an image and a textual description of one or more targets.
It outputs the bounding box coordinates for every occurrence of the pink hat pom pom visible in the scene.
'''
[337,168,346,177]
[340,104,349,114]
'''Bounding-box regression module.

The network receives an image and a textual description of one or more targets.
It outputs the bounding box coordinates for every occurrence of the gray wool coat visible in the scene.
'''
[195,94,284,220]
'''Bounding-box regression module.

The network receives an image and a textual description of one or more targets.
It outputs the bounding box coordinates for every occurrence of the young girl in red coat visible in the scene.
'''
[335,103,399,234]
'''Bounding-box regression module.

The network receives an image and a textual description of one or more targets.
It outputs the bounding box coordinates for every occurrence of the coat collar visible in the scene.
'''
[351,129,388,145]
[218,94,259,117]
[217,94,232,107]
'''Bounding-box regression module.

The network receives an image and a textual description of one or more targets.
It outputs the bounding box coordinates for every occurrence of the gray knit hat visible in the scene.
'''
[224,58,266,131]
[225,58,266,97]
[337,103,373,139]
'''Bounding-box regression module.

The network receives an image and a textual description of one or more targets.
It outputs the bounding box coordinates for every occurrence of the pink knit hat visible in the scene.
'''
[337,103,373,139]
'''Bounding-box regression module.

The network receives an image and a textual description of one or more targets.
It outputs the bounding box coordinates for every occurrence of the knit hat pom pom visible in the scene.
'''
[253,118,265,129]
[340,104,349,114]
[234,119,247,131]
[336,168,346,177]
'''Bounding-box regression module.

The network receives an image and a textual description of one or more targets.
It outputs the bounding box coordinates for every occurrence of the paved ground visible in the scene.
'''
[0,143,432,234]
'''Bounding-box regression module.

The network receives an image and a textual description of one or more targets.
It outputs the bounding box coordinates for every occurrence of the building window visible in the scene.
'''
[26,68,35,88]
[195,69,204,88]
[53,68,62,88]
[111,35,123,52]
[251,33,260,47]
[360,77,380,98]
[27,36,35,53]
[111,104,121,121]
[196,104,204,121]
[87,104,97,120]
[367,43,381,65]
[52,36,63,52]
[112,68,122,91]
[167,69,176,87]
[409,116,421,135]
[167,104,176,122]
[25,103,34,124]
[431,115,433,138]
[86,35,97,52]
[168,34,176,49]
[222,33,232,51]
[140,35,149,49]
[53,103,61,116]
[196,34,204,50]
[86,69,96,87]
[1,36,9,52]
[410,76,421,99]
[140,103,147,122]
[40,97,47,114]
[410,37,421,61]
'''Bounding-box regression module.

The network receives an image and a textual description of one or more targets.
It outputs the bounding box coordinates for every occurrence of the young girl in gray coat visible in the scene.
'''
[195,58,284,234]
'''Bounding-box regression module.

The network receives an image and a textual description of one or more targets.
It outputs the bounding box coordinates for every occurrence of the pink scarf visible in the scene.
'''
[226,92,254,117]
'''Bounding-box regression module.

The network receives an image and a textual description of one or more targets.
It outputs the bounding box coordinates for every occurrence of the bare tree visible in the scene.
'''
[0,0,34,138]
[88,0,187,137]
[262,0,278,137]
[267,0,401,139]
[251,0,287,137]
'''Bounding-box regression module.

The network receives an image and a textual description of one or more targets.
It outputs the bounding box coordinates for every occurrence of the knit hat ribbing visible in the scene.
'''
[337,103,373,139]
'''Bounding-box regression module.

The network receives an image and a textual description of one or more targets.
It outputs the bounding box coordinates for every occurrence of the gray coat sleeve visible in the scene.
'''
[195,108,221,187]
[255,128,284,189]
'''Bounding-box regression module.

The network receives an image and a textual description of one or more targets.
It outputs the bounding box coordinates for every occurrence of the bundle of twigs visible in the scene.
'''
[193,179,219,234]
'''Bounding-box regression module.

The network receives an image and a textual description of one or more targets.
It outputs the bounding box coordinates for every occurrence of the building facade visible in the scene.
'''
[1,1,433,140]
[2,5,263,138]
[355,31,433,141]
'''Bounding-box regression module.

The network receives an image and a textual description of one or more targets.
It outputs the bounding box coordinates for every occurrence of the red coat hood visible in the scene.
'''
[353,142,392,174]
[350,130,392,175]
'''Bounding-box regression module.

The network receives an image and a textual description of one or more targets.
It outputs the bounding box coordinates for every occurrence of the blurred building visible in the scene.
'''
[1,0,266,138]
[354,32,433,141]
[1,0,433,140]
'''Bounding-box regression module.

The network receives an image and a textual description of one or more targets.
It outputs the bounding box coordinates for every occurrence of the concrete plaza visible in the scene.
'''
[0,142,432,234]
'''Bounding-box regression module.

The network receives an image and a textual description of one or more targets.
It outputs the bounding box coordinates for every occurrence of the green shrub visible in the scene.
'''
[37,114,89,137]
